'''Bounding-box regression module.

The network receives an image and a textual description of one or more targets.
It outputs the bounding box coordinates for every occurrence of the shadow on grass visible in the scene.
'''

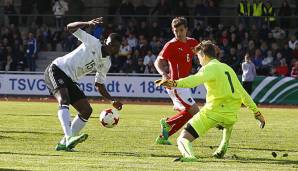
[0,151,61,157]
[0,168,31,171]
[228,146,298,153]
[101,151,141,157]
[0,130,61,136]
[4,114,53,117]
[201,145,298,153]
[0,135,13,139]
[223,155,298,165]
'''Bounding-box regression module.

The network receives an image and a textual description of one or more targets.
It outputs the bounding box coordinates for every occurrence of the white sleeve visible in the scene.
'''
[95,59,111,84]
[73,28,98,46]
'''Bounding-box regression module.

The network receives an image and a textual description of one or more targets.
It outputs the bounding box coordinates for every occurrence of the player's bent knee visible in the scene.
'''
[80,107,93,120]
[184,123,199,139]
[188,105,199,116]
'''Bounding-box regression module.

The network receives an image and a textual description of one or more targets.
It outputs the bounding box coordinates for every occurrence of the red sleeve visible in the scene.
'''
[192,39,199,46]
[158,42,172,60]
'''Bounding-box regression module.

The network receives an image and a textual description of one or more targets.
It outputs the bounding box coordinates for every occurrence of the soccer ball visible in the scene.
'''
[99,108,119,128]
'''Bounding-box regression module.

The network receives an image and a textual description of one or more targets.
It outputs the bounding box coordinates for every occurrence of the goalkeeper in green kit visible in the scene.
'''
[155,40,266,162]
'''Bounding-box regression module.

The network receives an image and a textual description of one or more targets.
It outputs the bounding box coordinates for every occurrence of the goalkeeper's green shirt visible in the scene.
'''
[176,59,259,123]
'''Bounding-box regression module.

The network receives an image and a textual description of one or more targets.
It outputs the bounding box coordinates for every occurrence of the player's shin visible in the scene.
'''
[71,114,88,136]
[58,105,72,138]
[214,126,233,158]
[177,137,195,158]
[167,110,193,137]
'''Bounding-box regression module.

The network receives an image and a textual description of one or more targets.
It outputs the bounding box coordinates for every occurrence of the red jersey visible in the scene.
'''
[159,37,199,80]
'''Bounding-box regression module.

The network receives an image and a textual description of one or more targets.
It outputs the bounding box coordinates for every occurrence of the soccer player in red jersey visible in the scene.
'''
[154,17,200,145]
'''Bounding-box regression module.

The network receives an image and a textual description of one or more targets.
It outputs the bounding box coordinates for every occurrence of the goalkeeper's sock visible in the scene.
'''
[71,114,87,136]
[177,137,195,158]
[166,110,193,136]
[218,127,233,150]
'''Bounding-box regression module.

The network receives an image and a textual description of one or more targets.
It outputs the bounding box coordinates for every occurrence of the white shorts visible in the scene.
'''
[167,88,195,111]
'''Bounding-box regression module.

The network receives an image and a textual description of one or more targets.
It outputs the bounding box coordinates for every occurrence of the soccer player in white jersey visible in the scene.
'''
[44,17,123,151]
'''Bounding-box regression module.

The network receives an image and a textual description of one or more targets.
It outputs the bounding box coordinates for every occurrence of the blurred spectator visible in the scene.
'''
[238,0,252,26]
[281,43,293,66]
[119,0,135,24]
[262,0,276,28]
[271,27,286,40]
[110,55,121,73]
[137,22,150,38]
[278,0,291,29]
[144,61,157,74]
[52,0,69,31]
[149,22,161,38]
[192,23,204,41]
[290,61,298,78]
[228,47,241,73]
[262,50,274,74]
[274,58,288,76]
[92,26,104,39]
[127,32,138,50]
[143,50,156,66]
[5,47,13,71]
[4,0,18,26]
[253,48,263,74]
[137,35,151,57]
[242,53,256,94]
[292,43,298,60]
[252,0,263,27]
[288,35,298,50]
[150,36,163,55]
[121,58,136,73]
[25,32,37,71]
[249,24,260,42]
[136,58,146,73]
[119,38,132,66]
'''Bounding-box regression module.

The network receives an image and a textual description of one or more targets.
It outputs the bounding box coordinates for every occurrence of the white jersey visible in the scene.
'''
[53,29,111,84]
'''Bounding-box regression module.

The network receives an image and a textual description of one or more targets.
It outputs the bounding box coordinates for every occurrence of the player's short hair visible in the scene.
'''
[171,17,187,28]
[108,33,122,44]
[194,40,220,58]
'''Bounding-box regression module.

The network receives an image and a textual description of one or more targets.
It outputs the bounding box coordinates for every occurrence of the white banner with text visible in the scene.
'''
[0,74,207,99]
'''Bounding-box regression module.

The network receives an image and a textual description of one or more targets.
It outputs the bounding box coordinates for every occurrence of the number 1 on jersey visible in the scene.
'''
[225,71,234,93]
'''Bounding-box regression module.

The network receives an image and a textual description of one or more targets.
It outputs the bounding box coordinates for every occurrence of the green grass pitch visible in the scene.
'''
[0,101,297,170]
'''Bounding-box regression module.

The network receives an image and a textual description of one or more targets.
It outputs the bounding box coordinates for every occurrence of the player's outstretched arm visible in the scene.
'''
[95,82,123,110]
[235,78,265,128]
[67,17,103,33]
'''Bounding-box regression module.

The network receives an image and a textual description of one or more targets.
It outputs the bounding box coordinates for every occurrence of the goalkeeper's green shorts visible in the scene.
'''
[188,111,235,137]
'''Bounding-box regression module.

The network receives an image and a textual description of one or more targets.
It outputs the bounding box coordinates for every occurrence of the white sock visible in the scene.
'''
[177,137,195,158]
[57,105,72,138]
[71,115,87,136]
[59,136,66,145]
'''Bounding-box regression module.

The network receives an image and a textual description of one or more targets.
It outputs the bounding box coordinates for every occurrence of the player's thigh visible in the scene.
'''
[44,64,70,105]
[167,88,196,112]
[188,111,217,137]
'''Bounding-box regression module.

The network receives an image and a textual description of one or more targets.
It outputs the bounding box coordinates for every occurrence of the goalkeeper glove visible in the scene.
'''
[254,111,265,129]
[154,79,177,87]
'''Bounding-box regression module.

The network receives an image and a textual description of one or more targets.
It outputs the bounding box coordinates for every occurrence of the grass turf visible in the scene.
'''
[0,101,297,170]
